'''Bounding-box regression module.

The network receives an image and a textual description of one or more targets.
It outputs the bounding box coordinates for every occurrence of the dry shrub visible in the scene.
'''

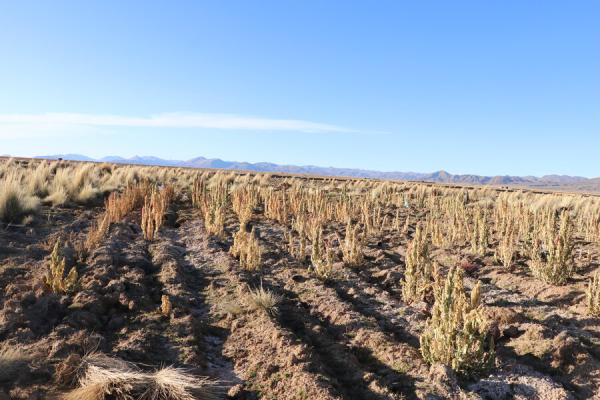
[420,268,495,376]
[55,353,83,386]
[63,353,220,400]
[77,183,99,204]
[217,299,244,318]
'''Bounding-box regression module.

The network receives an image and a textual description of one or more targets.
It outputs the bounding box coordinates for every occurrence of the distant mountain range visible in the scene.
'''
[35,154,600,192]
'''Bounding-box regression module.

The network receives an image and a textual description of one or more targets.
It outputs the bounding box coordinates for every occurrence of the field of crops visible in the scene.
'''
[0,158,598,399]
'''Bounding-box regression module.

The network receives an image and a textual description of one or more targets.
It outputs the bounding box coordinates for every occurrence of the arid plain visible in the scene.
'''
[0,158,598,399]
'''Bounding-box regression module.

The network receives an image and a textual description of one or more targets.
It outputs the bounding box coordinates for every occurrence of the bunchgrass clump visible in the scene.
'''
[63,353,221,400]
[0,172,40,223]
[0,345,30,382]
[247,283,280,316]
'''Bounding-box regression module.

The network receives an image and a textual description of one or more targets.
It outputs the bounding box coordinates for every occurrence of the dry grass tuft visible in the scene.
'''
[0,172,40,223]
[0,345,30,382]
[247,283,280,316]
[63,353,221,400]
[149,367,219,400]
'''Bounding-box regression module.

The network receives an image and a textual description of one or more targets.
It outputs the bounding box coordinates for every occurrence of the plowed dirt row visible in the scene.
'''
[0,200,598,399]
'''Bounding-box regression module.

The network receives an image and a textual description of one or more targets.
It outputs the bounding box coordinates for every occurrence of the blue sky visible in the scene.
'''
[1,1,599,177]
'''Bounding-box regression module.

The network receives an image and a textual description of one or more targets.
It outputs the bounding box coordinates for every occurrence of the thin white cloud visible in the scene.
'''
[0,112,354,138]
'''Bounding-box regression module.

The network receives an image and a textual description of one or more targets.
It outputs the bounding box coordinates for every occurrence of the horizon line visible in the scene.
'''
[2,153,596,180]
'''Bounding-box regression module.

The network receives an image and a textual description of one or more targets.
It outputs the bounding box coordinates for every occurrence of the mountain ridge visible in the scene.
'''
[35,154,597,190]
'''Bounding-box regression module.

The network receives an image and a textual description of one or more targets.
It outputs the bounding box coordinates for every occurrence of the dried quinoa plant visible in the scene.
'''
[337,220,365,267]
[230,226,262,271]
[420,268,495,376]
[530,209,575,285]
[43,240,78,294]
[141,185,173,241]
[586,272,600,317]
[402,224,435,304]
[310,228,336,280]
[193,176,228,238]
